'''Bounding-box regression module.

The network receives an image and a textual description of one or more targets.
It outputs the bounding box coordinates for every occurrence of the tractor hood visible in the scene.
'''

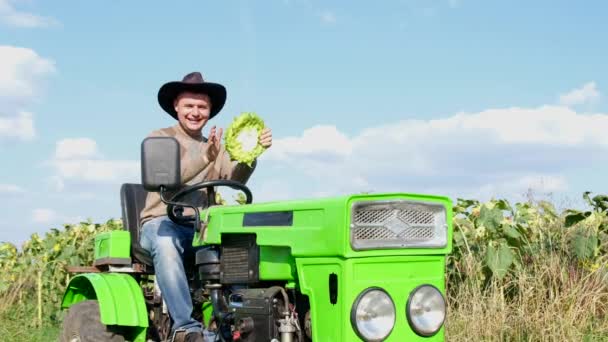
[199,192,453,258]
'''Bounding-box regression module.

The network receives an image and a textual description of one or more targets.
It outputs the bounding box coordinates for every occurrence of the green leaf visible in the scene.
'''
[457,198,479,207]
[60,245,75,258]
[69,255,81,266]
[214,192,227,206]
[485,242,514,280]
[583,191,593,207]
[494,199,513,212]
[453,230,465,247]
[455,199,479,212]
[572,229,598,260]
[538,200,558,218]
[479,205,503,233]
[599,232,608,253]
[514,202,533,224]
[234,192,248,205]
[600,220,608,234]
[591,194,608,212]
[564,210,592,228]
[502,224,522,240]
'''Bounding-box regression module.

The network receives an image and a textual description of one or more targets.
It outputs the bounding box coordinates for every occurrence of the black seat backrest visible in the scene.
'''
[120,183,149,249]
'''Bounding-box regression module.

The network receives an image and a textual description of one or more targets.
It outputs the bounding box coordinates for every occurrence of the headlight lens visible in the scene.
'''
[406,285,446,337]
[351,288,395,341]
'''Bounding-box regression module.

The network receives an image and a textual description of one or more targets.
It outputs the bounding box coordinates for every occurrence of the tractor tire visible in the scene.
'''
[61,300,126,342]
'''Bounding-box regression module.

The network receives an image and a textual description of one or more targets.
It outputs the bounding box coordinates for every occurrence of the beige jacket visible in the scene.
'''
[139,123,256,226]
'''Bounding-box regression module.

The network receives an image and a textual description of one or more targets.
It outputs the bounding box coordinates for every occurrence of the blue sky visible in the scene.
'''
[1,0,608,244]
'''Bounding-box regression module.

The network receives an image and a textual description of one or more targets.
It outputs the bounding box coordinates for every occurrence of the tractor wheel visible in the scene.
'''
[61,300,126,342]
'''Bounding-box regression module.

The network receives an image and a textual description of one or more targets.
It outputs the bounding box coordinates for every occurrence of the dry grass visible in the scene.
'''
[0,275,30,314]
[0,313,59,341]
[446,252,608,341]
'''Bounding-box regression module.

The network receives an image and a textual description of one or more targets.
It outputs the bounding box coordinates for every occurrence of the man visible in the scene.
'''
[139,72,272,342]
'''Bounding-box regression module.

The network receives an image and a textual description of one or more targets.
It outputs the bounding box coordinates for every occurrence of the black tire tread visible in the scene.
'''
[61,300,126,342]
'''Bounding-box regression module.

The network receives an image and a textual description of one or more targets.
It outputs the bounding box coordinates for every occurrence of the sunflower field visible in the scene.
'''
[0,220,121,333]
[0,193,607,341]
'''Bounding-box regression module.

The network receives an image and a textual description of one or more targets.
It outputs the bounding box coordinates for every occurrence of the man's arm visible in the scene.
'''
[207,125,271,184]
[214,146,257,184]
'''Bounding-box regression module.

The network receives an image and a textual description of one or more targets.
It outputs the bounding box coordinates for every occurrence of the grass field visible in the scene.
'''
[445,252,608,341]
[0,318,60,341]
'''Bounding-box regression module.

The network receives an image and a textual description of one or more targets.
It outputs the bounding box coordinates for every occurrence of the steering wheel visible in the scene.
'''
[166,179,253,227]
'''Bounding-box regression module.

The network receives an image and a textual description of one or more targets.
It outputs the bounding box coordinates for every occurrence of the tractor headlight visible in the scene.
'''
[351,288,395,341]
[406,285,446,337]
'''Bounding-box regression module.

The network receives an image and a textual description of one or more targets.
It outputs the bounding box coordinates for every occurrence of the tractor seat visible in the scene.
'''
[120,183,154,267]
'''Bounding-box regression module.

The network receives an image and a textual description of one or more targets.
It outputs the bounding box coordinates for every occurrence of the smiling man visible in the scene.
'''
[138,72,272,342]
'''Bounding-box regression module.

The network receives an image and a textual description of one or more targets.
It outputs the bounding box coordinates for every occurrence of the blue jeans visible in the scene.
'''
[140,216,211,338]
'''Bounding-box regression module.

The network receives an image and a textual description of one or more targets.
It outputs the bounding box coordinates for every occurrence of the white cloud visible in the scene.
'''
[0,111,34,140]
[501,174,567,193]
[31,208,84,225]
[0,183,24,194]
[0,45,54,142]
[266,125,352,161]
[261,104,608,201]
[48,176,64,192]
[414,105,608,146]
[0,45,55,104]
[559,81,600,106]
[51,138,139,185]
[55,138,99,159]
[0,0,59,28]
[318,10,336,24]
[63,216,86,225]
[54,159,140,183]
[32,208,57,224]
[444,174,568,201]
[251,179,295,202]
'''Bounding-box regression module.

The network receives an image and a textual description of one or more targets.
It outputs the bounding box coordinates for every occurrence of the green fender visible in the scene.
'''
[61,273,148,328]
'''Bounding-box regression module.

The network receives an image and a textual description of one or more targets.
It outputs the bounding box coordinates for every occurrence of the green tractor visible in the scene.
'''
[60,137,453,342]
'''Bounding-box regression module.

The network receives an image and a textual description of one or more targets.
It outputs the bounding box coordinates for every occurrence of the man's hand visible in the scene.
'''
[206,125,223,162]
[260,127,272,148]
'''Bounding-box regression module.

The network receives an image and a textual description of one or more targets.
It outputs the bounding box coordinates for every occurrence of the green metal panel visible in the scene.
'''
[296,258,344,341]
[198,193,452,258]
[202,301,214,329]
[259,246,295,280]
[61,273,148,329]
[94,230,131,260]
[296,256,446,341]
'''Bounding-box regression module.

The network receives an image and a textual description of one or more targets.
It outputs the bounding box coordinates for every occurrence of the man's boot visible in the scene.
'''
[184,331,205,342]
[172,330,204,342]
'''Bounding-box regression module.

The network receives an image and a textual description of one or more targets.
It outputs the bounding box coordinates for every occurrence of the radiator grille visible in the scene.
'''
[220,234,259,284]
[354,226,397,240]
[354,209,395,225]
[221,247,250,283]
[350,200,447,250]
[397,209,435,225]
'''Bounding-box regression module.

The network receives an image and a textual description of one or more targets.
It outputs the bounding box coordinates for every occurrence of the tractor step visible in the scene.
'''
[67,263,151,274]
[67,266,103,273]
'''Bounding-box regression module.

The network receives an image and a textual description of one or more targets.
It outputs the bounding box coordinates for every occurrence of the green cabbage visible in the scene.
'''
[224,112,266,167]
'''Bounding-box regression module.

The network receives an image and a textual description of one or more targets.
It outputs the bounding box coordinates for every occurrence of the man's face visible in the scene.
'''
[174,92,212,136]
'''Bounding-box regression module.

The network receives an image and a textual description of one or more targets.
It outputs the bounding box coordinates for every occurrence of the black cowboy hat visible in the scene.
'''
[157,72,227,119]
